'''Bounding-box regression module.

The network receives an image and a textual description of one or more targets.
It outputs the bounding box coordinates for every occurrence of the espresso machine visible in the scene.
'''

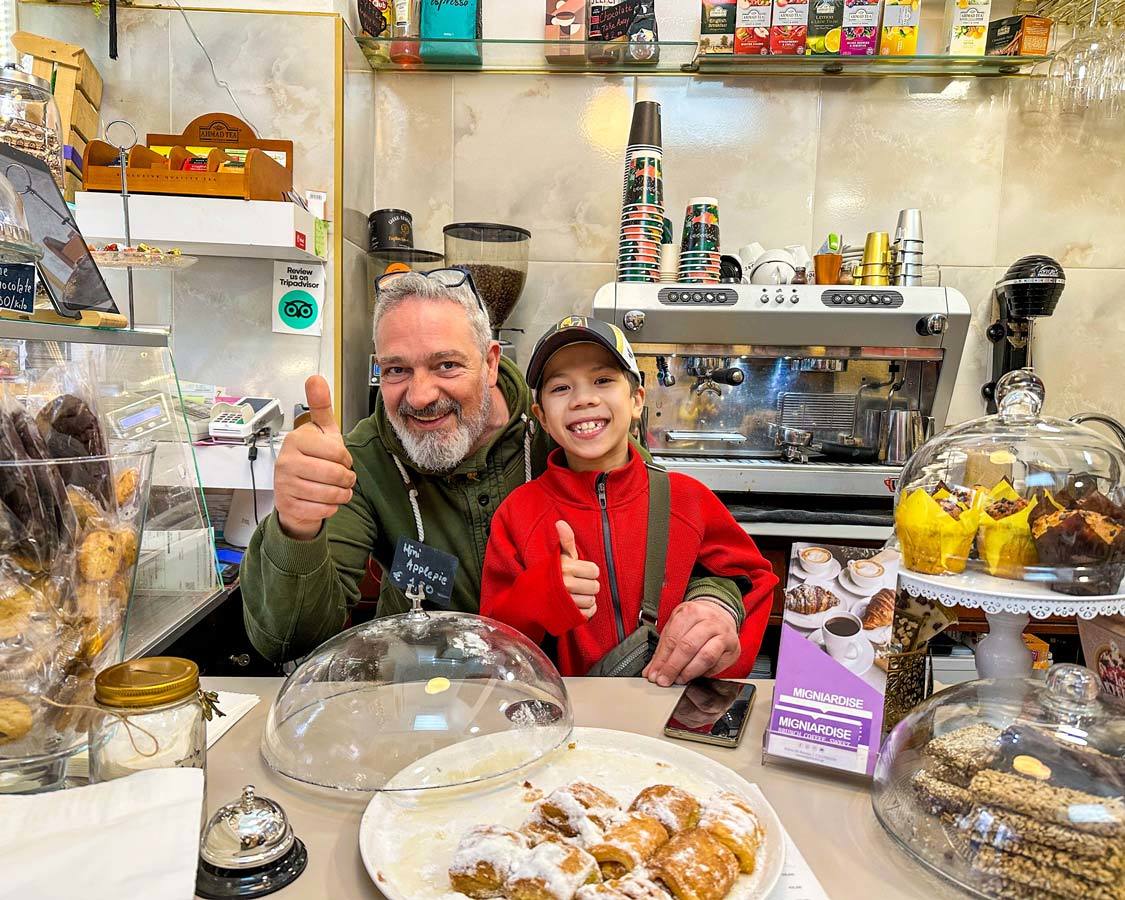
[593,282,971,505]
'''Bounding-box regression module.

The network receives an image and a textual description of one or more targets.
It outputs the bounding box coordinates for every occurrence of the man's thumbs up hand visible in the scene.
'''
[273,376,357,541]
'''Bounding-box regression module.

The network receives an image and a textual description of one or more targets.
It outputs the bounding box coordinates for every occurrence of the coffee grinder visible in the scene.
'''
[983,255,1066,413]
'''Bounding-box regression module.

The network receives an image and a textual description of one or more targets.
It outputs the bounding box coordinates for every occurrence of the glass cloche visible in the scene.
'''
[261,604,573,792]
[891,368,1125,597]
[0,168,42,261]
[872,663,1124,900]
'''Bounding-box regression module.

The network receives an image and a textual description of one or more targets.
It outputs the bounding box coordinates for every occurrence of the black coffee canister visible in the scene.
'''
[368,208,414,251]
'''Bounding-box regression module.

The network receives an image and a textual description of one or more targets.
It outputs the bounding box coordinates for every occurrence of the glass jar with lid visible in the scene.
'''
[872,662,1125,899]
[891,368,1125,597]
[89,657,208,785]
[0,65,64,187]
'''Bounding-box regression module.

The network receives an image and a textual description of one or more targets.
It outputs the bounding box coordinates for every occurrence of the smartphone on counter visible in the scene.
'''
[663,678,756,749]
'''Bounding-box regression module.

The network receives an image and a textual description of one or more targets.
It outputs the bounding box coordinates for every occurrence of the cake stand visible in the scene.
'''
[899,569,1125,678]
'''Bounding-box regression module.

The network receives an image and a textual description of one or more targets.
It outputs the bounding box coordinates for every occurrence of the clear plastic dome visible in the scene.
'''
[891,368,1125,596]
[873,663,1125,899]
[261,609,573,792]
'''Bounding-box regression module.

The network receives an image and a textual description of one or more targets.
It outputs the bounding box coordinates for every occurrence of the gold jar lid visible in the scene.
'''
[95,657,199,708]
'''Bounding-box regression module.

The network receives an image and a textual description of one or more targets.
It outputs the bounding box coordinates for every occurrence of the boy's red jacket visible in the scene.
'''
[480,447,778,676]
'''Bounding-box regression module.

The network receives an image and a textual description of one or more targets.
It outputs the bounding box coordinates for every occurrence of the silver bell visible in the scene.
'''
[196,784,307,899]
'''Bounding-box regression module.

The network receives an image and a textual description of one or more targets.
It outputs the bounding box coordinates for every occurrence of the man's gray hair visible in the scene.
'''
[372,271,492,357]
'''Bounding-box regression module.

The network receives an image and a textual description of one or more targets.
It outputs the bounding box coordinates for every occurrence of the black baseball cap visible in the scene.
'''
[526,316,642,392]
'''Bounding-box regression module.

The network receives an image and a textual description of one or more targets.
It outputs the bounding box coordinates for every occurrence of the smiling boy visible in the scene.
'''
[480,317,777,678]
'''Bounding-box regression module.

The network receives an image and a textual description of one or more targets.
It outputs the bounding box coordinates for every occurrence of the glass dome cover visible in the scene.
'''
[892,368,1125,596]
[261,605,573,792]
[872,663,1125,900]
[0,169,41,260]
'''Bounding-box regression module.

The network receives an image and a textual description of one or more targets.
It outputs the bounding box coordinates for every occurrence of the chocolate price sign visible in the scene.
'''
[0,264,36,314]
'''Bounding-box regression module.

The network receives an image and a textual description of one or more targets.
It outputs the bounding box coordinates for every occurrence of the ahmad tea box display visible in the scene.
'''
[986,14,1052,56]
[545,0,587,62]
[700,0,737,54]
[841,0,883,55]
[770,0,810,54]
[943,0,992,55]
[878,0,921,55]
[806,0,843,54]
[735,0,773,54]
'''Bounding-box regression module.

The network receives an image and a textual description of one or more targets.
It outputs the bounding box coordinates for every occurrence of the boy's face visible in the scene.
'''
[533,342,644,472]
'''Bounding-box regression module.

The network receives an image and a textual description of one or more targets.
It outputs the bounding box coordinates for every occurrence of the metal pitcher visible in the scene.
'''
[879,410,932,465]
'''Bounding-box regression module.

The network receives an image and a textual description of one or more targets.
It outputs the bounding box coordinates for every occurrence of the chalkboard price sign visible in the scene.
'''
[0,264,36,314]
[390,536,459,608]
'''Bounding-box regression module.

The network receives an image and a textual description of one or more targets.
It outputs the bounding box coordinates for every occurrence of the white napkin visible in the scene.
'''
[67,690,260,780]
[0,767,204,900]
[747,785,830,900]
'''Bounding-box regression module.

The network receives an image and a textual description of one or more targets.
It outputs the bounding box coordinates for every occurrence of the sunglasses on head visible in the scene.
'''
[375,266,487,314]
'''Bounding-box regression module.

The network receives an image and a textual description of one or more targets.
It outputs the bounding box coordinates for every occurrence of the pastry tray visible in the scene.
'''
[899,570,1125,620]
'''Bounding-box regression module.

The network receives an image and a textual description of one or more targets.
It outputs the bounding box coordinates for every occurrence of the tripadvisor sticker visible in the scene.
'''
[272,261,324,336]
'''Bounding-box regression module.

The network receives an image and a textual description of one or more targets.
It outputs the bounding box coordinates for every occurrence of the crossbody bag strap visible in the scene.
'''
[641,463,670,627]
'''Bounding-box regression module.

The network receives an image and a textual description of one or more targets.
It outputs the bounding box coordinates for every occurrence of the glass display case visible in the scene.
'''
[890,368,1125,677]
[0,322,221,661]
[263,605,573,792]
[873,663,1125,900]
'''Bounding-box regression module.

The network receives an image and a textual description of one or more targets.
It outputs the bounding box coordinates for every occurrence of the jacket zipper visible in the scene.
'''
[596,474,627,643]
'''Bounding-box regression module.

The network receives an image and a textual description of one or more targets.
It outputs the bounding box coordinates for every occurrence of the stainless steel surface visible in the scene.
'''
[778,392,858,435]
[666,430,747,444]
[124,586,231,659]
[797,358,847,372]
[201,675,960,900]
[879,410,927,466]
[1069,412,1125,449]
[741,521,894,540]
[0,320,169,348]
[661,455,902,497]
[201,784,296,869]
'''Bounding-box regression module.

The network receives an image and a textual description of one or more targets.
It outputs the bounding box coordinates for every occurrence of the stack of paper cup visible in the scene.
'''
[617,101,664,284]
[893,209,923,287]
[678,198,721,284]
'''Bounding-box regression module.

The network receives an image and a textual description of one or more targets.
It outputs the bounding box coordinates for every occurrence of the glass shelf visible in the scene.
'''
[695,52,1050,76]
[356,37,700,74]
[356,36,1048,78]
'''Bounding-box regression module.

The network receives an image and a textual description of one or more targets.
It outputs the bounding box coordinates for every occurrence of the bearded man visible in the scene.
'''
[240,271,748,686]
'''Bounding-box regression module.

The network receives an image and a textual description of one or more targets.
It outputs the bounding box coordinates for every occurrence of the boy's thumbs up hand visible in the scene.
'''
[556,520,599,620]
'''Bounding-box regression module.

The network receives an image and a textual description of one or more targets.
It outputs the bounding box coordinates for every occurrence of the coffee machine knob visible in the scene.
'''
[623,310,646,332]
[917,314,948,336]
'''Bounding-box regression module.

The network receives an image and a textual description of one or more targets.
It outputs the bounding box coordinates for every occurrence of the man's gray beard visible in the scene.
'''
[387,380,493,472]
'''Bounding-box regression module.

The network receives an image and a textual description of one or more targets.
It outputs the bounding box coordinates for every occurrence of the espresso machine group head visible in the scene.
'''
[983,255,1066,413]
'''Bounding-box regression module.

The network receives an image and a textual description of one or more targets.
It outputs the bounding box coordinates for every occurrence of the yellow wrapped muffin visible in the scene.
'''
[976,481,1038,579]
[896,485,980,575]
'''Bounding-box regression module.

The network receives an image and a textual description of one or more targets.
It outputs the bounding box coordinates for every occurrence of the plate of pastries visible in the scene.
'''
[359,727,785,899]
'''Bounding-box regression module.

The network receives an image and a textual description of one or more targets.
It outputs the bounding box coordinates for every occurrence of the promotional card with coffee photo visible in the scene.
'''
[766,542,902,777]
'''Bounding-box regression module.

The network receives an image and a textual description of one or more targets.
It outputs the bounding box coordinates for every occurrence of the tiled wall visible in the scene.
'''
[372,71,1125,429]
[18,5,340,425]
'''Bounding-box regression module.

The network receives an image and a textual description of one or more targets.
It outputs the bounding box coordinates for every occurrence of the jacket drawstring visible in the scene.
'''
[392,415,535,545]
[521,413,534,485]
[392,455,425,543]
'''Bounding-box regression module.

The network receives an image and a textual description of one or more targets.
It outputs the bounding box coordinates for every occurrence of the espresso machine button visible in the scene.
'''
[789,292,799,304]
[760,292,770,304]
[844,295,856,305]
[623,310,646,331]
[774,292,785,304]
[830,294,843,305]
